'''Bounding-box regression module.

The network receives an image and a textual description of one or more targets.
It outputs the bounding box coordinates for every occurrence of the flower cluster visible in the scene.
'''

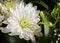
[0,0,42,43]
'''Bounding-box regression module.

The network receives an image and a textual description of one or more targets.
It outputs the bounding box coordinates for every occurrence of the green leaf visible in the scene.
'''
[4,34,27,43]
[51,7,59,20]
[24,0,49,10]
[38,21,44,24]
[39,1,49,10]
[51,4,60,25]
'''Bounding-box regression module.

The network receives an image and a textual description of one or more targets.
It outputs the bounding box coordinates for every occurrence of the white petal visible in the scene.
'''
[19,1,24,12]
[3,20,9,24]
[1,27,11,33]
[0,15,4,22]
[25,3,33,11]
[10,8,16,15]
[30,35,35,43]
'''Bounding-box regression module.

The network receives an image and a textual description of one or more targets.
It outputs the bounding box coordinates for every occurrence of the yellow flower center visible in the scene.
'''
[19,18,29,28]
[5,2,15,10]
[6,0,11,2]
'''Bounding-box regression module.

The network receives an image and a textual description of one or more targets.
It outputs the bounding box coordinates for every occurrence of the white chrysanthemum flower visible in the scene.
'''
[0,3,7,24]
[3,0,20,10]
[0,3,10,30]
[2,1,42,43]
[0,1,16,24]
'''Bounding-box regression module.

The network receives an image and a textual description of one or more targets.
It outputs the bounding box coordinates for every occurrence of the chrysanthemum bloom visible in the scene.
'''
[4,0,15,10]
[2,1,42,43]
[0,1,15,29]
[0,0,17,10]
[0,3,8,25]
[0,0,16,25]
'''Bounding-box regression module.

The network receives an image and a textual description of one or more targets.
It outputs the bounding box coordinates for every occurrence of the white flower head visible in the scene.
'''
[0,3,10,30]
[0,2,10,24]
[0,3,7,24]
[2,1,42,43]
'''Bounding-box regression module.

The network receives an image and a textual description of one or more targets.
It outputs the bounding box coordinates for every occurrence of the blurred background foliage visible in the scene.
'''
[0,0,60,43]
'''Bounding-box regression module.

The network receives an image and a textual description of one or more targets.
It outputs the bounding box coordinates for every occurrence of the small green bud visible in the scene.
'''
[57,3,60,7]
